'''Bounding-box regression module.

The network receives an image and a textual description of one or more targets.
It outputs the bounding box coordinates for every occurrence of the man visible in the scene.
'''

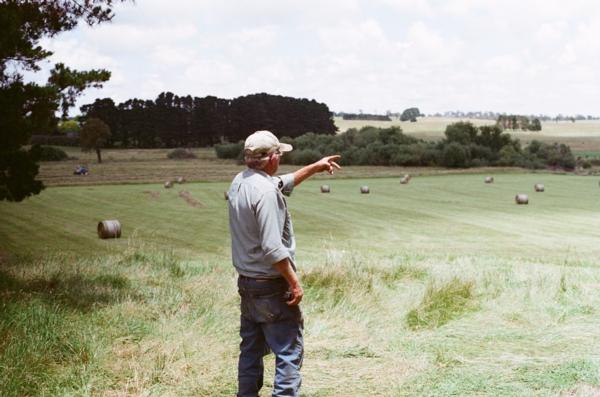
[227,130,340,397]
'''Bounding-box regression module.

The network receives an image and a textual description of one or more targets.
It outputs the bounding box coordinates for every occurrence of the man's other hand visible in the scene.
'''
[286,283,304,305]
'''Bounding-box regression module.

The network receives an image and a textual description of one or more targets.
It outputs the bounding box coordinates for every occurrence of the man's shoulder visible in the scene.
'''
[232,169,278,195]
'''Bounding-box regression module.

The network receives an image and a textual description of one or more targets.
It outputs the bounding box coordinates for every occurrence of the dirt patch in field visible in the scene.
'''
[143,190,160,200]
[178,191,203,208]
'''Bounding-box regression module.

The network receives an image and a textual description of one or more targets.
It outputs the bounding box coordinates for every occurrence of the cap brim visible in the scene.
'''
[279,143,293,152]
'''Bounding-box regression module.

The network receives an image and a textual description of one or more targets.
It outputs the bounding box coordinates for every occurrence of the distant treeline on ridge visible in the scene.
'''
[78,92,336,148]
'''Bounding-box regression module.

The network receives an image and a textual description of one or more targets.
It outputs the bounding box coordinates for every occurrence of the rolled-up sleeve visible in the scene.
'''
[276,173,295,197]
[255,191,289,265]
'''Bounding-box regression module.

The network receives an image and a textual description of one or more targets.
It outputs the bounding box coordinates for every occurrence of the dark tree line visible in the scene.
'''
[339,113,392,121]
[80,92,337,148]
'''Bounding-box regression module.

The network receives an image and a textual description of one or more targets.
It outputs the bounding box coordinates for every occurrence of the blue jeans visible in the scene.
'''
[237,276,304,397]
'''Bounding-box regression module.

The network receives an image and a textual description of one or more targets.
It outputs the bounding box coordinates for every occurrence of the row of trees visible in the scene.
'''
[340,113,392,121]
[433,110,598,122]
[496,115,542,131]
[335,107,422,122]
[215,122,575,169]
[79,92,337,148]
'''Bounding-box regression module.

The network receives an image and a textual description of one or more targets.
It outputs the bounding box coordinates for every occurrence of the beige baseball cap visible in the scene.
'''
[244,130,293,158]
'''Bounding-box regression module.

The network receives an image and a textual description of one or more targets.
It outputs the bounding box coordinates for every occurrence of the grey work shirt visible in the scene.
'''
[227,168,296,278]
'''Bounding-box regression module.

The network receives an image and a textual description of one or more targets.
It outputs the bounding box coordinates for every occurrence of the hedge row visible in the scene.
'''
[214,123,576,170]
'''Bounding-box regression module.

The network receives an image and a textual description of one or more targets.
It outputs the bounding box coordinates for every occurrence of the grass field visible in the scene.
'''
[2,171,600,396]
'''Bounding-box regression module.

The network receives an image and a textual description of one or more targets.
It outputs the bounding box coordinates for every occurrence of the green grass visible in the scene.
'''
[2,172,600,395]
[406,277,477,330]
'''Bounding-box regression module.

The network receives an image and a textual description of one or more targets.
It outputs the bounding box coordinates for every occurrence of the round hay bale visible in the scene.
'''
[360,186,370,194]
[515,193,529,205]
[224,191,229,200]
[97,220,121,239]
[485,176,494,184]
[176,176,186,184]
[164,180,173,189]
[320,185,330,193]
[534,183,545,192]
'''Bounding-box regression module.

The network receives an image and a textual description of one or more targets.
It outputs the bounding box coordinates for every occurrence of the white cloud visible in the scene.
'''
[30,0,600,115]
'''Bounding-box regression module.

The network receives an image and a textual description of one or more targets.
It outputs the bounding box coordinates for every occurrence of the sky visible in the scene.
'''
[37,0,600,116]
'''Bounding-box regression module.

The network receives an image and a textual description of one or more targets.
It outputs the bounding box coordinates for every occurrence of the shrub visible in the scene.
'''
[167,148,197,160]
[214,142,244,159]
[441,142,469,168]
[288,149,322,165]
[582,160,592,169]
[31,145,69,161]
[30,135,79,146]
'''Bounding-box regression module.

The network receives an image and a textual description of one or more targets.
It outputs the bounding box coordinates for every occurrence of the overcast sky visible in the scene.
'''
[38,0,600,116]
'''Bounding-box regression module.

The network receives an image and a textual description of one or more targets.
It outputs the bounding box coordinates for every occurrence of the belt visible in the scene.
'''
[239,274,284,282]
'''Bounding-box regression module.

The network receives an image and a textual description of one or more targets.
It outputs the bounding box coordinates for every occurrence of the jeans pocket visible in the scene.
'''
[252,295,283,323]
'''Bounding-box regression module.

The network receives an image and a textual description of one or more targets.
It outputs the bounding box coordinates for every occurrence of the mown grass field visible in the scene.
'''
[2,171,600,396]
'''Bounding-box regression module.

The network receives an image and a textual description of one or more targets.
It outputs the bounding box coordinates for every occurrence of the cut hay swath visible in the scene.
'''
[320,185,331,193]
[485,176,494,183]
[360,186,370,194]
[515,194,529,204]
[534,183,545,192]
[97,220,121,239]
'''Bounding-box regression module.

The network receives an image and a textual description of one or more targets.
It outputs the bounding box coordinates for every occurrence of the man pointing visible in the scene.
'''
[227,130,340,396]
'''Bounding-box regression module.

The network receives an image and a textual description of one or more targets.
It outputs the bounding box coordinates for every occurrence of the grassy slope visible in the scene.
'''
[2,173,600,396]
[3,173,599,261]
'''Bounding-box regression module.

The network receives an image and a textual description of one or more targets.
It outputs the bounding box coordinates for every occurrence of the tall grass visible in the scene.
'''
[406,277,477,330]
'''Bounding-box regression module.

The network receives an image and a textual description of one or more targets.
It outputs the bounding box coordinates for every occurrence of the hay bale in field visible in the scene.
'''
[515,193,529,204]
[534,183,545,192]
[97,220,121,239]
[176,176,186,184]
[360,186,370,194]
[320,185,330,193]
[485,176,494,184]
[164,180,173,188]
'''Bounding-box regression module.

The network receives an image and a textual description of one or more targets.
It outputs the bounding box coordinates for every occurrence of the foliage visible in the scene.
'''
[441,142,469,168]
[213,122,576,170]
[30,134,79,146]
[341,112,391,121]
[400,107,421,122]
[80,118,111,163]
[497,114,543,131]
[81,92,337,148]
[0,0,125,201]
[32,145,69,161]
[214,142,243,159]
[57,119,80,135]
[166,148,197,160]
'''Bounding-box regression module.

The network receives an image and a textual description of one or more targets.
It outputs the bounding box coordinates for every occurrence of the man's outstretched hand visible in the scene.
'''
[315,155,341,175]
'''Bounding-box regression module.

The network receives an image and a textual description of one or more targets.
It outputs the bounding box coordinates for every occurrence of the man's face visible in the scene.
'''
[269,150,281,174]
